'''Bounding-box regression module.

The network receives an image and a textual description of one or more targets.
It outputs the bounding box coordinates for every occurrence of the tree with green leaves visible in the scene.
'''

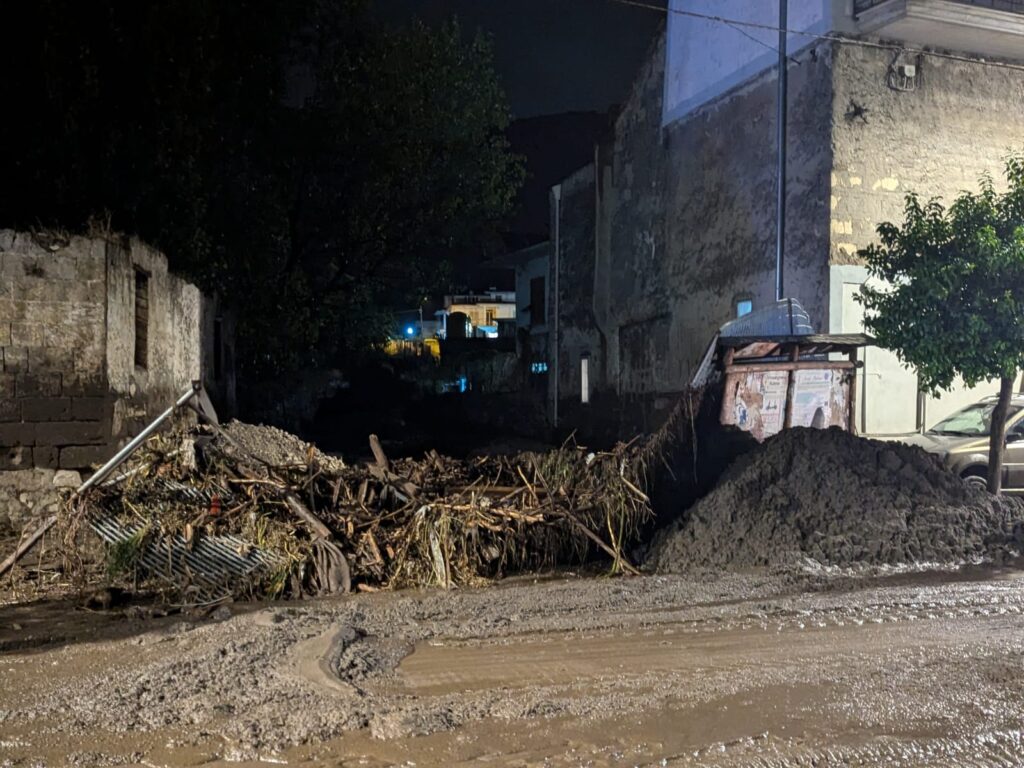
[858,154,1024,493]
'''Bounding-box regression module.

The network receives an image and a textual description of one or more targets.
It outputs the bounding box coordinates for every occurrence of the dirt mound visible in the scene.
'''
[220,420,346,473]
[648,427,1024,573]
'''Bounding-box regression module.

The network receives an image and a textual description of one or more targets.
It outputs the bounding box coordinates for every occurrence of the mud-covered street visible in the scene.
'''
[3,566,1024,767]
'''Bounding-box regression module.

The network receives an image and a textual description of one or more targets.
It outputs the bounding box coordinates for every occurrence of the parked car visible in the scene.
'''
[901,395,1024,493]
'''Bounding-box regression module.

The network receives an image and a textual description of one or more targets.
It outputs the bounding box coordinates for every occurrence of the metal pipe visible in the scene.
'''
[552,184,562,429]
[76,381,200,495]
[775,0,788,302]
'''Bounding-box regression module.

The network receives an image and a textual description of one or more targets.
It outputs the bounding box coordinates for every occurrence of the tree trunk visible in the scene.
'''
[987,374,1016,494]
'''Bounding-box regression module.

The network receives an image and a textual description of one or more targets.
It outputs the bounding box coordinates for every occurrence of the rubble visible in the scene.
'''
[648,427,1024,573]
[218,420,347,474]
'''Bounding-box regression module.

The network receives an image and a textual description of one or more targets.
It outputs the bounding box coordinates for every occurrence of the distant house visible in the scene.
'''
[546,0,1024,438]
[0,230,233,536]
[440,291,517,339]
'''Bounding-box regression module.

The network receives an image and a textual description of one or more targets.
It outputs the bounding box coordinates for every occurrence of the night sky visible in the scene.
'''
[376,0,666,118]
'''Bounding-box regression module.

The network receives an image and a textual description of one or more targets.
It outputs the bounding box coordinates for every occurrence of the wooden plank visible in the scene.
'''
[724,362,855,375]
[0,515,57,578]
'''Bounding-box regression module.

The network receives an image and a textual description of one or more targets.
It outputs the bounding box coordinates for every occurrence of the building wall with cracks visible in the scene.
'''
[549,25,1024,440]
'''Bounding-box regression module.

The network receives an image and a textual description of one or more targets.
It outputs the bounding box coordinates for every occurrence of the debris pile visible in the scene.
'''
[61,420,662,600]
[648,427,1024,573]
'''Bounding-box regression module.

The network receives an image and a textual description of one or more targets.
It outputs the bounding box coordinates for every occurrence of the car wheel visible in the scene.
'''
[962,470,989,492]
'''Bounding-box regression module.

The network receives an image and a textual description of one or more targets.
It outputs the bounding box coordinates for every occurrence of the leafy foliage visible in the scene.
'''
[0,1,522,398]
[858,154,1024,493]
[858,155,1024,393]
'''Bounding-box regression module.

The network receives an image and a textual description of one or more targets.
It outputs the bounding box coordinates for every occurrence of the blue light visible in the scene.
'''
[405,326,415,336]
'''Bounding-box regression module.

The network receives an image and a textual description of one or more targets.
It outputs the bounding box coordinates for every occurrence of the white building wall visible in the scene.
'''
[663,0,835,125]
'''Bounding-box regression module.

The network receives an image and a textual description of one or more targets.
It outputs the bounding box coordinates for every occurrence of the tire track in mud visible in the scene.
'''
[658,728,1024,767]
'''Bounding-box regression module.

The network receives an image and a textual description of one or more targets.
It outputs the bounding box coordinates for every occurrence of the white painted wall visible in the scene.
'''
[830,265,1001,435]
[662,0,833,124]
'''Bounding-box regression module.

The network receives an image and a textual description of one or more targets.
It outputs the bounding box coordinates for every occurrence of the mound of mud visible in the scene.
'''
[220,420,346,473]
[648,427,1024,573]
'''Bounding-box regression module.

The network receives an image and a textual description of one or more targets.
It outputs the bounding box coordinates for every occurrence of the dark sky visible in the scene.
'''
[375,0,666,118]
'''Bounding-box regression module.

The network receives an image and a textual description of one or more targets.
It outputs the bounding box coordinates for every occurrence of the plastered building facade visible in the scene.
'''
[548,0,1024,438]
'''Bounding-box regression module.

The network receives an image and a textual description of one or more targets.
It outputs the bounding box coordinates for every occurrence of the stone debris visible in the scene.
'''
[219,420,347,474]
[648,427,1024,573]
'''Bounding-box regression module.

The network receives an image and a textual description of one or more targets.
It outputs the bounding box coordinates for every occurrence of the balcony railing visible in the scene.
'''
[855,0,1024,13]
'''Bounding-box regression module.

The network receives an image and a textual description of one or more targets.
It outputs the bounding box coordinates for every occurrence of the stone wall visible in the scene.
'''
[104,237,205,438]
[0,230,234,534]
[0,232,111,470]
[0,231,218,470]
[604,33,834,395]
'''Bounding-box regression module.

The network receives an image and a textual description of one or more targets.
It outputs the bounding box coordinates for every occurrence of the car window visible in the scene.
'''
[931,403,1023,436]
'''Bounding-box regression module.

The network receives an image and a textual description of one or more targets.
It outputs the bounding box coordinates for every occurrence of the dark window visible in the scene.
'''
[134,268,149,369]
[213,317,224,381]
[529,276,545,327]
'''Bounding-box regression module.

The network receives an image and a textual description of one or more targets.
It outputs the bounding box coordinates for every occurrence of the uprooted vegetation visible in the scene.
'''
[58,410,695,601]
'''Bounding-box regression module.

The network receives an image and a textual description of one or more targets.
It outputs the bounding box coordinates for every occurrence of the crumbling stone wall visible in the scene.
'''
[0,230,233,534]
[103,237,204,440]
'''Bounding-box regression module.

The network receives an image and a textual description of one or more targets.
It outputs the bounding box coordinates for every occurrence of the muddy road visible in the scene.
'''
[2,567,1024,766]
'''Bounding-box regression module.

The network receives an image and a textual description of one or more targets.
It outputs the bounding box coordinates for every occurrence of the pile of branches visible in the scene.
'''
[60,421,669,600]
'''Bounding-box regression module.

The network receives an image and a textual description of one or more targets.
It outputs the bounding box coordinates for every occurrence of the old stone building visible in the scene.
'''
[548,0,1024,439]
[0,230,234,535]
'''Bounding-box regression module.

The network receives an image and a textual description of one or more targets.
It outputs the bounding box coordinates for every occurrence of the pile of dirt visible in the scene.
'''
[220,420,347,473]
[648,427,1024,573]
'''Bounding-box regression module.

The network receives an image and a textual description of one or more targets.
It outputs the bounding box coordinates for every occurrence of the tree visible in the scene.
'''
[0,1,523,410]
[858,154,1024,493]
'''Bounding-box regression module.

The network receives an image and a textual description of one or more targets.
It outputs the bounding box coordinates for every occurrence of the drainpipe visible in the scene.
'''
[775,0,788,302]
[552,184,562,429]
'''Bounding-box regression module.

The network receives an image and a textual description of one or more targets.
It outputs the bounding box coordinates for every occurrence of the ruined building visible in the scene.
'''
[547,0,1024,439]
[0,231,234,534]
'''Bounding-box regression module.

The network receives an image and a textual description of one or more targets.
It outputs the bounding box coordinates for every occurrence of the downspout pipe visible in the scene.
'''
[775,0,788,302]
[552,184,562,429]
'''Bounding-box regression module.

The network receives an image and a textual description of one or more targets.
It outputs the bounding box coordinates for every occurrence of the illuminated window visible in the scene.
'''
[736,298,753,318]
[580,356,590,404]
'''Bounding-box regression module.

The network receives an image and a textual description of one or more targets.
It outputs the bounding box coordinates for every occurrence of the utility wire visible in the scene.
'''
[611,0,1024,75]
[724,19,801,63]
